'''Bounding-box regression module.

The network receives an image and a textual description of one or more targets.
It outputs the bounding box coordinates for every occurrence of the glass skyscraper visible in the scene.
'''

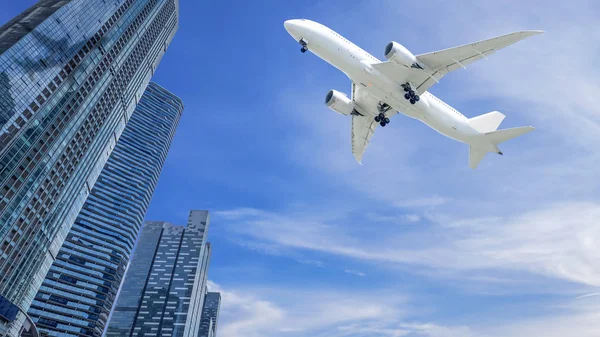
[26,82,183,337]
[198,292,221,337]
[106,211,214,337]
[0,1,179,335]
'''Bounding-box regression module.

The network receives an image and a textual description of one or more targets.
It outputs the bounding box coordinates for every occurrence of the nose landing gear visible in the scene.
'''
[299,38,308,53]
[401,83,420,104]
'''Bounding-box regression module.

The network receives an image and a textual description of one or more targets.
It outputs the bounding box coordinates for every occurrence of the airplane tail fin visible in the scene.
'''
[468,125,535,169]
[467,111,505,133]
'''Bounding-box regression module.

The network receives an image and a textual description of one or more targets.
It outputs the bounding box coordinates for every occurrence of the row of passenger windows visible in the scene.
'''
[327,28,379,62]
[430,94,463,116]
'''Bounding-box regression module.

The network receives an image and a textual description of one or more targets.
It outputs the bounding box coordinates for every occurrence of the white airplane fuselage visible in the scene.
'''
[284,19,499,153]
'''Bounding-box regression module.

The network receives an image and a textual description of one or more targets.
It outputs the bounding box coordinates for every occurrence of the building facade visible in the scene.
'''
[0,0,179,335]
[26,82,183,337]
[198,292,221,337]
[106,211,213,337]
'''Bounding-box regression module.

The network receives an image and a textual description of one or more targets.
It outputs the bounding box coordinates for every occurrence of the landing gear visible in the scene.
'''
[374,103,392,127]
[401,83,420,105]
[299,38,308,53]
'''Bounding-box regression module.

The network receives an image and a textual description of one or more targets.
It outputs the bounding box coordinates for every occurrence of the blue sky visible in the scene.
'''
[2,0,600,336]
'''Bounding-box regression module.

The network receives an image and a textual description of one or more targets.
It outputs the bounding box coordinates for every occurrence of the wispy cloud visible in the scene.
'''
[344,269,366,277]
[575,292,600,300]
[207,281,408,337]
[365,212,421,224]
[209,280,600,337]
[206,281,285,337]
[216,202,600,287]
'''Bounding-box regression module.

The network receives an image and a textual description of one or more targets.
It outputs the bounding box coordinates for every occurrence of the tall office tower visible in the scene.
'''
[106,211,213,337]
[26,82,183,337]
[0,0,179,335]
[198,292,221,337]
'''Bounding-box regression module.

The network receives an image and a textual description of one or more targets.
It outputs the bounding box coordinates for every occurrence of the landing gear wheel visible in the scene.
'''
[380,121,386,127]
[384,117,390,124]
[410,99,416,105]
[301,46,307,53]
[374,115,381,122]
[378,112,385,119]
[414,95,420,102]
[404,87,409,92]
[404,93,410,100]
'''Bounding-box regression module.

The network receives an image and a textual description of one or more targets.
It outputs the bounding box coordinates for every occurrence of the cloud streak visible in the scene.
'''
[215,201,600,287]
[208,281,408,337]
[210,281,600,337]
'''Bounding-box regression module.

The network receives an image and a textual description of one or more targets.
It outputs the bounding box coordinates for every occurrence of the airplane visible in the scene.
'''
[283,19,543,169]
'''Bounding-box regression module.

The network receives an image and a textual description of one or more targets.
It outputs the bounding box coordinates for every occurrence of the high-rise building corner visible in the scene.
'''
[0,0,180,335]
[27,82,184,337]
[198,292,221,337]
[106,210,214,337]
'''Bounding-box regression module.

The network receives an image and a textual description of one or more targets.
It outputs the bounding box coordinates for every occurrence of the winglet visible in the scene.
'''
[523,30,545,35]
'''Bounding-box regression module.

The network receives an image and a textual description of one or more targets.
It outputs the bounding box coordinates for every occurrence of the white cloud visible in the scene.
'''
[208,281,600,337]
[575,292,600,300]
[486,298,600,337]
[208,281,407,337]
[397,323,481,337]
[405,214,421,223]
[229,238,324,267]
[344,269,366,277]
[206,281,285,337]
[365,212,421,224]
[216,201,600,287]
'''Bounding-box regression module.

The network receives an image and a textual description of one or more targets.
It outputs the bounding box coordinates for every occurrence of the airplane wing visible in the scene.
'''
[350,83,380,163]
[351,114,377,163]
[371,30,543,95]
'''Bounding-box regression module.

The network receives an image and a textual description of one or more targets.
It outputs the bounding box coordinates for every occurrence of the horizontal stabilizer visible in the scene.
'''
[485,126,534,145]
[468,111,505,133]
[469,126,534,169]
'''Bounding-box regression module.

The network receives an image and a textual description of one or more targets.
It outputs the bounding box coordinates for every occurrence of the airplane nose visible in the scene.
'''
[284,20,293,32]
[284,19,300,33]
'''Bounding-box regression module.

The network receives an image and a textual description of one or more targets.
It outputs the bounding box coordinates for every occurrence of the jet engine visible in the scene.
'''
[325,90,354,116]
[384,41,418,67]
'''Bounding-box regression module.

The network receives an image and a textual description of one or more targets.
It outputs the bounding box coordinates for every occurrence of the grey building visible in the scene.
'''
[198,292,221,337]
[0,0,179,335]
[106,211,213,337]
[26,82,183,337]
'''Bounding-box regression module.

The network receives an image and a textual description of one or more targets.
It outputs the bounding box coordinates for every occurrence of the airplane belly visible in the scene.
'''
[416,97,472,143]
[350,66,421,119]
[307,34,359,75]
